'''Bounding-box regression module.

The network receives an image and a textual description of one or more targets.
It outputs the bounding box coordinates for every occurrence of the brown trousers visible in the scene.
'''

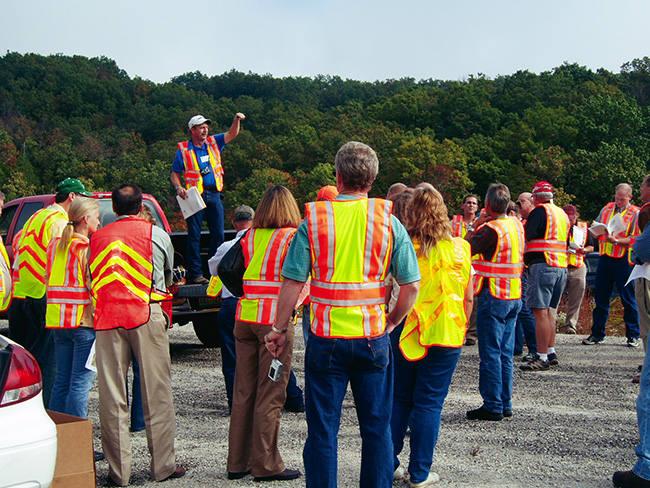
[227,320,294,477]
[96,304,177,485]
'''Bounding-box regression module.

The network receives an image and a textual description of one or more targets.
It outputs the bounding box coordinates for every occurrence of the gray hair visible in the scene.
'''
[335,142,378,192]
[485,183,511,214]
[617,183,633,196]
[535,191,553,201]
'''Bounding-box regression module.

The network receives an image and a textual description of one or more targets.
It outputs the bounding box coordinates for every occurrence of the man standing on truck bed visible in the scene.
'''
[12,178,93,407]
[171,113,246,285]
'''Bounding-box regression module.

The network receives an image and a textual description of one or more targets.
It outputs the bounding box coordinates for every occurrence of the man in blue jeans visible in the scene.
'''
[465,183,524,421]
[584,183,640,347]
[265,142,420,488]
[613,222,650,488]
[171,113,245,284]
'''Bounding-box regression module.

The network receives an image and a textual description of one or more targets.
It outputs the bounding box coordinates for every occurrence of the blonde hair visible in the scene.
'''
[406,187,452,258]
[57,197,99,255]
[252,185,301,229]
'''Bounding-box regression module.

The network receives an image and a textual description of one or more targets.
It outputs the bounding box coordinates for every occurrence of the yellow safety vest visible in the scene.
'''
[400,237,471,360]
[45,236,92,328]
[0,237,12,312]
[236,228,296,325]
[524,203,569,268]
[473,217,524,300]
[306,199,393,338]
[18,207,67,299]
[568,221,588,267]
[207,276,223,297]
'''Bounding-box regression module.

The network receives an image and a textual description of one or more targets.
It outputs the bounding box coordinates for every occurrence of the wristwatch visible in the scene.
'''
[271,325,287,334]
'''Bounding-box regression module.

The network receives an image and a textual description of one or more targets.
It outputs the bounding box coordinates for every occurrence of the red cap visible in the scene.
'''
[532,181,553,194]
[317,185,339,201]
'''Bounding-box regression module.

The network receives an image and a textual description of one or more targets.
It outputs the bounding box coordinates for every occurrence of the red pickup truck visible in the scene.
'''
[0,193,231,347]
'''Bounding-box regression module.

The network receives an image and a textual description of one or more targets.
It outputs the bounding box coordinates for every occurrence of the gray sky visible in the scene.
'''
[2,0,649,83]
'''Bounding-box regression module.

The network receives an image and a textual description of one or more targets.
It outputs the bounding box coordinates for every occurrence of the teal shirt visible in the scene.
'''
[281,196,420,285]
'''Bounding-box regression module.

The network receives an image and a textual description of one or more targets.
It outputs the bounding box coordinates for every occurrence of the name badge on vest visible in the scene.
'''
[200,166,211,176]
[200,155,210,163]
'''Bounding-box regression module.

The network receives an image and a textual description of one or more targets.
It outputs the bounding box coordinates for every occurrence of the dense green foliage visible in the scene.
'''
[1,52,650,230]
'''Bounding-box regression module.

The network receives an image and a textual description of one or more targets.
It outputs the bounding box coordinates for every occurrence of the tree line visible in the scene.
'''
[1,52,650,230]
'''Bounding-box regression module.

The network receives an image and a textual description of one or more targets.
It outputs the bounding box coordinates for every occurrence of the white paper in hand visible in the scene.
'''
[177,186,207,219]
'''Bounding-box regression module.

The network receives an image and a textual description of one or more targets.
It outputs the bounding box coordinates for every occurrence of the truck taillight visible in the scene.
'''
[0,345,42,407]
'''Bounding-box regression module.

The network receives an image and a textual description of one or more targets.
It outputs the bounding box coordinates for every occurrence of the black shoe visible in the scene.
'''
[254,468,302,482]
[94,450,105,461]
[284,400,306,413]
[582,335,604,345]
[466,406,503,421]
[628,337,641,348]
[548,352,559,366]
[521,352,536,362]
[228,469,252,480]
[503,409,513,418]
[613,470,650,487]
[464,338,477,346]
[520,356,550,371]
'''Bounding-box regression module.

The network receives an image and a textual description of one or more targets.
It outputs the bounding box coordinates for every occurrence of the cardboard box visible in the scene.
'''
[47,410,96,488]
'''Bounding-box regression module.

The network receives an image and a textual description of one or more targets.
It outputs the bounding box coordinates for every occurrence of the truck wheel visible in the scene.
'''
[192,315,220,348]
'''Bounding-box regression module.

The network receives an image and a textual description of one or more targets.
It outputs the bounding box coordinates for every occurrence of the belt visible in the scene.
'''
[203,186,219,192]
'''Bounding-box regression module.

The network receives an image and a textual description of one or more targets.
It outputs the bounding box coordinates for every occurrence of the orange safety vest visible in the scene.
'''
[306,198,393,338]
[473,217,524,299]
[45,236,92,328]
[524,203,569,268]
[568,221,588,268]
[452,215,466,238]
[400,237,471,360]
[235,228,296,325]
[177,136,224,194]
[18,207,67,299]
[598,202,639,258]
[90,217,172,331]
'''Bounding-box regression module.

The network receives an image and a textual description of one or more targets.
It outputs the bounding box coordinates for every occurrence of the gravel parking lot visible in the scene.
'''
[67,323,648,487]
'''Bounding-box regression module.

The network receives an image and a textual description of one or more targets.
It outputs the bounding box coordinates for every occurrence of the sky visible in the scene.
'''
[2,0,650,84]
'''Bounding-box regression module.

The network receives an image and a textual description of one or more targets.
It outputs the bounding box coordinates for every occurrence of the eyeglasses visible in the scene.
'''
[515,201,522,206]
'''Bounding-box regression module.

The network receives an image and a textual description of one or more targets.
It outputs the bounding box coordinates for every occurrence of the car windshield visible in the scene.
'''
[98,199,165,230]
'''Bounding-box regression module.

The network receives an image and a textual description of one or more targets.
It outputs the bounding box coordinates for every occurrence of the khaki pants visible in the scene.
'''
[564,265,587,332]
[636,279,650,353]
[96,304,176,485]
[228,320,294,477]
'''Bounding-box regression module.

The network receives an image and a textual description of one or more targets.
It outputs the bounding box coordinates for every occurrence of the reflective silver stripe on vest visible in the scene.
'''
[311,281,385,292]
[49,298,92,305]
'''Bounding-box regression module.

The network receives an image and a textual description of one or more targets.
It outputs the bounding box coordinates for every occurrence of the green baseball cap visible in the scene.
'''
[56,178,94,197]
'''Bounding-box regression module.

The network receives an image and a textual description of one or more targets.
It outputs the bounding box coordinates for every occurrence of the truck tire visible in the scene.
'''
[192,314,220,348]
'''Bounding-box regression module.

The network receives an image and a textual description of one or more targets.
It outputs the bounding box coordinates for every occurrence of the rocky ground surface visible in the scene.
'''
[6,319,643,488]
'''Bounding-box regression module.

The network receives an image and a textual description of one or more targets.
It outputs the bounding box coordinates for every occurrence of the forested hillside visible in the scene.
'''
[1,52,650,229]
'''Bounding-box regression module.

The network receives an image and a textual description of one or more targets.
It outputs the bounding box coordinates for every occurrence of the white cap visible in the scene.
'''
[188,115,212,129]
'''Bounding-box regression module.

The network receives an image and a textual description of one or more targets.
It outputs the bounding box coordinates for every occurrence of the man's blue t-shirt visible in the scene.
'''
[172,133,226,188]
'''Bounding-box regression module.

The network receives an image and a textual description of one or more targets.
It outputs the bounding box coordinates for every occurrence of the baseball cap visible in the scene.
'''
[316,185,339,201]
[563,204,577,215]
[188,115,212,129]
[532,181,553,194]
[56,178,93,197]
[233,205,254,222]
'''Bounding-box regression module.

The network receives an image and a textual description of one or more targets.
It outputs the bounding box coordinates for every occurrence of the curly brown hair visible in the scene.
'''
[405,186,452,258]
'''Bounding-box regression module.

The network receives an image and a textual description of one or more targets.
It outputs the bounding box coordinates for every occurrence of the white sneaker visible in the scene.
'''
[410,472,439,487]
[394,466,406,481]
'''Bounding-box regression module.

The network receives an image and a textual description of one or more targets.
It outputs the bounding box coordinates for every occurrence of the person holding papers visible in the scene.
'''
[171,113,246,285]
[557,205,595,334]
[583,183,640,347]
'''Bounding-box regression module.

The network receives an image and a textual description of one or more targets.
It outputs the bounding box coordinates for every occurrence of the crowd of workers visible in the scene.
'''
[3,112,650,488]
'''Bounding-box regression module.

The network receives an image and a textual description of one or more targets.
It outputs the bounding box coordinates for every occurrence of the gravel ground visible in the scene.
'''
[56,323,648,487]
